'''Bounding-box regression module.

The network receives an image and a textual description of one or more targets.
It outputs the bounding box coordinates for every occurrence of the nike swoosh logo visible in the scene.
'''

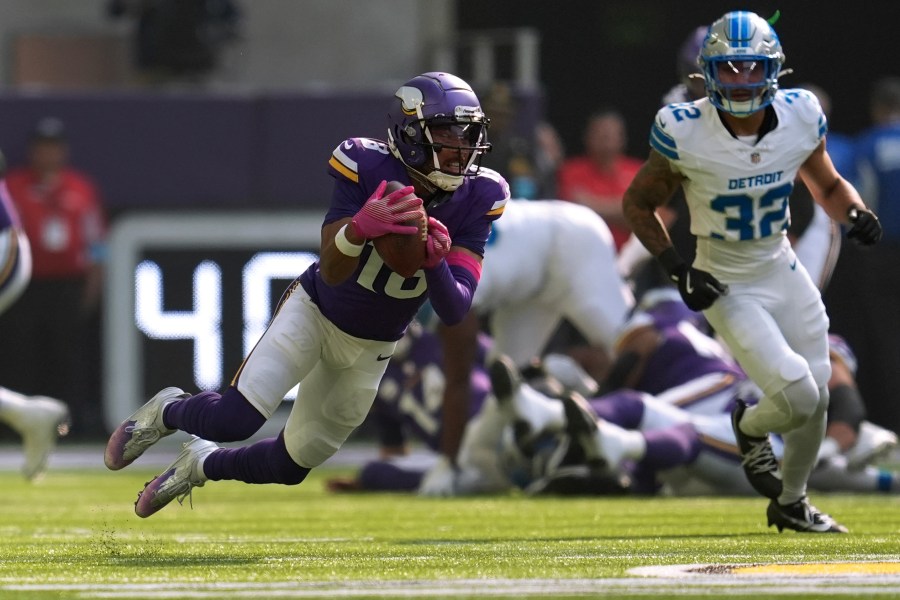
[376,354,392,362]
[789,259,797,270]
[684,272,694,295]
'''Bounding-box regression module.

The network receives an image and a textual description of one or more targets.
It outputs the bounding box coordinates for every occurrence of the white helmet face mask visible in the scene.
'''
[698,11,786,117]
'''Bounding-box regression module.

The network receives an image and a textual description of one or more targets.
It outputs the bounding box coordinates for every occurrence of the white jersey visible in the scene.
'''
[651,90,826,280]
[474,199,634,364]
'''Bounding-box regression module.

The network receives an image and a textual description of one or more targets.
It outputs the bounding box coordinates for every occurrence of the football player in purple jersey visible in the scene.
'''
[501,288,898,497]
[425,197,634,495]
[494,346,900,500]
[0,175,70,480]
[104,72,509,517]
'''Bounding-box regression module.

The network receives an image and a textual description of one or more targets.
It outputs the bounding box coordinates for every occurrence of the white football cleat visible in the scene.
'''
[542,353,599,398]
[18,396,70,481]
[134,436,218,518]
[845,421,899,470]
[105,387,189,470]
[0,388,70,481]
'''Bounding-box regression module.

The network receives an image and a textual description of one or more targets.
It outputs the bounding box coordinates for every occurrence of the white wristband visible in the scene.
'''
[335,223,365,257]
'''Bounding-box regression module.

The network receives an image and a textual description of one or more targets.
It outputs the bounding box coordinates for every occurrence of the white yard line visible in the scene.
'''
[7,574,900,598]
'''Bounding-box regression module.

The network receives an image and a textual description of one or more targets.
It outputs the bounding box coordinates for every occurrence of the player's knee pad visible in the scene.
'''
[285,383,377,467]
[775,374,822,429]
[284,421,343,468]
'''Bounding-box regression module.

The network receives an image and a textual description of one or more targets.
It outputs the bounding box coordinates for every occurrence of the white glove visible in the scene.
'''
[417,456,458,497]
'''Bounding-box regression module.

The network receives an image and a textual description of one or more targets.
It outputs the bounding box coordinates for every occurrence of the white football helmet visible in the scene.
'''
[698,11,786,117]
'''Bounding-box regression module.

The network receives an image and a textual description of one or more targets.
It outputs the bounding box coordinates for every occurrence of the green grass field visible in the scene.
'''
[2,463,900,599]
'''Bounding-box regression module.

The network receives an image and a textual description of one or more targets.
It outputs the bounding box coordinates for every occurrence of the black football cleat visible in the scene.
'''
[525,464,631,496]
[488,354,521,407]
[559,390,606,469]
[731,398,783,499]
[767,497,848,533]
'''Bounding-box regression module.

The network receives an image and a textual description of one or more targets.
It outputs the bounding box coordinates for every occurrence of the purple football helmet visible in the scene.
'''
[677,26,708,100]
[387,72,491,192]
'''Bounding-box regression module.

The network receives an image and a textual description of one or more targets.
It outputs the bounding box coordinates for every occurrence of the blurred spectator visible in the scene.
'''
[480,82,564,199]
[661,25,708,105]
[107,0,241,85]
[799,83,857,182]
[828,76,900,433]
[556,108,641,251]
[0,117,108,440]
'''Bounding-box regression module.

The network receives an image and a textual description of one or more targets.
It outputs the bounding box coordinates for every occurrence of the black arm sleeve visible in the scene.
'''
[827,383,867,433]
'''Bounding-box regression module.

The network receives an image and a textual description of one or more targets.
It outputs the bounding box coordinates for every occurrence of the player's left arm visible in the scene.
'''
[799,142,865,223]
[799,141,882,244]
[425,179,506,326]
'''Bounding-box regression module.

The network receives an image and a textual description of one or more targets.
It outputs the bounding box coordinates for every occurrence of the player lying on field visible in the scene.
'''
[491,355,900,500]
[325,316,898,501]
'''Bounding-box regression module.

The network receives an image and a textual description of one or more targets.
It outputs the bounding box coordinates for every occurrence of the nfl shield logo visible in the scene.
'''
[751,152,761,164]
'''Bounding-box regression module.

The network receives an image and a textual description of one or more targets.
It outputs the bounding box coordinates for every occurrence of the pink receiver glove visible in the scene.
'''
[350,180,424,239]
[423,216,452,269]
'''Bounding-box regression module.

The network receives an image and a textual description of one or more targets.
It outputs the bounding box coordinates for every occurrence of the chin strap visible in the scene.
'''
[406,169,454,211]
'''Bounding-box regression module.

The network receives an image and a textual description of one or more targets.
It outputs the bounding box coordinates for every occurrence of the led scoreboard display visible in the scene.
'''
[103,212,323,430]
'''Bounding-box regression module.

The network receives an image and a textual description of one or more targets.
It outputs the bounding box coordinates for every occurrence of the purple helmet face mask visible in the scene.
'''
[387,72,490,191]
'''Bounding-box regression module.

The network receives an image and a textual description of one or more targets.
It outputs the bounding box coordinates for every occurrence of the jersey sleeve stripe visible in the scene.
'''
[650,123,679,160]
[328,155,359,183]
[487,197,508,216]
[818,115,827,139]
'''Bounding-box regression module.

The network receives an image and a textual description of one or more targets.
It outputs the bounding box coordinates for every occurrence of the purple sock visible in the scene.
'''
[358,460,424,491]
[640,423,701,470]
[163,386,266,442]
[203,430,310,484]
[590,390,646,429]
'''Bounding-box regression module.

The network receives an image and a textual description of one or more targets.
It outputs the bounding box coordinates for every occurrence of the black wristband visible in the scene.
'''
[657,247,686,277]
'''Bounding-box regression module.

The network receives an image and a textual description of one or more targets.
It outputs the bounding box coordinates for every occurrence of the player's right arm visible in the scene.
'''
[622,149,683,257]
[624,145,727,311]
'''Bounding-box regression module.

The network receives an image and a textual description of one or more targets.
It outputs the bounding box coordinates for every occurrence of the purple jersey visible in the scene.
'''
[299,137,508,341]
[625,300,746,395]
[370,326,492,451]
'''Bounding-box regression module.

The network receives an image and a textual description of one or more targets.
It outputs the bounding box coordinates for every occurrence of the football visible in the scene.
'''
[371,181,427,278]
